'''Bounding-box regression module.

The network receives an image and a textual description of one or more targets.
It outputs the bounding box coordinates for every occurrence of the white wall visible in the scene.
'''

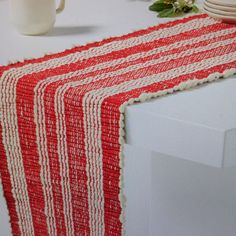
[0,178,11,236]
[124,145,236,236]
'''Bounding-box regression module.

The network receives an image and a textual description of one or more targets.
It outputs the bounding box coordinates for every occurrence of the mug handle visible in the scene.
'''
[56,0,65,14]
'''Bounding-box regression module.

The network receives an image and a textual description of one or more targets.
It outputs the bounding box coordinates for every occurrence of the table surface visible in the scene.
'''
[0,0,236,167]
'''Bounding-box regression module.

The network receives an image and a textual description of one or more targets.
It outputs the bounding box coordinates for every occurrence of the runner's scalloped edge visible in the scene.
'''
[118,67,236,235]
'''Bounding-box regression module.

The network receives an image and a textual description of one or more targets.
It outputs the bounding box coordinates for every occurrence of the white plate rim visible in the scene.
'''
[205,0,236,12]
[204,4,236,16]
[206,0,236,8]
[204,8,236,22]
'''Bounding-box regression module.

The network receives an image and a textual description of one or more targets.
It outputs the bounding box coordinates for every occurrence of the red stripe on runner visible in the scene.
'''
[64,89,91,235]
[16,76,49,236]
[43,84,67,235]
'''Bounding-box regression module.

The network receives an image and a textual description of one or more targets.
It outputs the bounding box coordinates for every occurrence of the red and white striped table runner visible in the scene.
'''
[0,14,235,236]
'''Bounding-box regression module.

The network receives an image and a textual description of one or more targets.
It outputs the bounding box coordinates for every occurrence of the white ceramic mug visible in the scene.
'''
[10,0,65,35]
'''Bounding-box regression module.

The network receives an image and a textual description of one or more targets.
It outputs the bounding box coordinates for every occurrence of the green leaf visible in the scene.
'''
[159,8,175,17]
[191,5,199,13]
[182,6,191,13]
[149,2,172,12]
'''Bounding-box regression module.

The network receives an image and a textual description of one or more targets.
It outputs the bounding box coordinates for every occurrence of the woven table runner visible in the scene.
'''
[0,13,235,236]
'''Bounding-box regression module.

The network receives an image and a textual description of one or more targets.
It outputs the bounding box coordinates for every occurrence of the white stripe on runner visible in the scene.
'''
[54,84,75,236]
[34,81,58,236]
[83,93,104,236]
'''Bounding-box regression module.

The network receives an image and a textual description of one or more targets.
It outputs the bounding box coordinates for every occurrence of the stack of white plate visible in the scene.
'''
[204,0,236,23]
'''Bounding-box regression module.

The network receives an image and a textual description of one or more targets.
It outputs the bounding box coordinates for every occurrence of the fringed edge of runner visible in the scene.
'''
[118,67,236,236]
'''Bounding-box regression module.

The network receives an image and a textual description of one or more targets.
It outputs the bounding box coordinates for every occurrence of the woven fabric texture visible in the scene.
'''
[0,13,235,236]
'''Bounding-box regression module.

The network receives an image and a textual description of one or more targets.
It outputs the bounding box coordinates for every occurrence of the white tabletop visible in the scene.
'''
[0,0,236,168]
